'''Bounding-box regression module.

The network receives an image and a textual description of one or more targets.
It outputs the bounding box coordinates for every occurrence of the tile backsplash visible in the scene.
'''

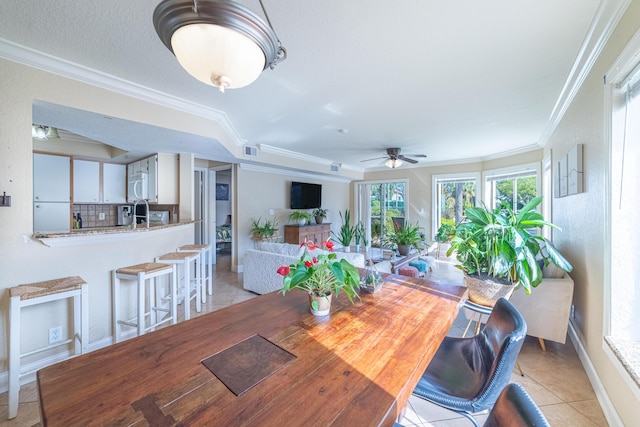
[73,204,179,228]
[73,204,120,228]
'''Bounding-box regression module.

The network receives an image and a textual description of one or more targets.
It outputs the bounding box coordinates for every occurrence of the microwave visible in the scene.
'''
[128,173,148,201]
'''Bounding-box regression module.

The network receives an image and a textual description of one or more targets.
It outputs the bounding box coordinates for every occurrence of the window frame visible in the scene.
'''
[603,26,640,400]
[431,172,481,240]
[482,162,541,210]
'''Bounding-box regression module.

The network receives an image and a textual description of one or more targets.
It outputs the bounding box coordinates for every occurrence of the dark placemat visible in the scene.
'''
[202,334,296,396]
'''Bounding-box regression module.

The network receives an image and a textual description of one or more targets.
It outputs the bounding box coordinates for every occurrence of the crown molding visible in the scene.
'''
[258,144,362,172]
[0,38,245,147]
[537,0,631,146]
[239,162,353,183]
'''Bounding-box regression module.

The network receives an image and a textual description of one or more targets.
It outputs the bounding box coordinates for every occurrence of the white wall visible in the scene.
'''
[544,2,640,424]
[0,59,207,381]
[236,165,352,271]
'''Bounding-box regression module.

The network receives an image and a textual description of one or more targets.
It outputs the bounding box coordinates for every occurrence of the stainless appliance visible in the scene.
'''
[149,210,169,226]
[117,205,133,226]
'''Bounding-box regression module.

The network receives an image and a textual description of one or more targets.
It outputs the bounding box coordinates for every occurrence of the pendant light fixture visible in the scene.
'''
[32,125,59,140]
[153,0,286,93]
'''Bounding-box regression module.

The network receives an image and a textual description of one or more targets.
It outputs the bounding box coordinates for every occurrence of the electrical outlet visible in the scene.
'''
[99,212,106,220]
[49,326,63,344]
[570,304,575,319]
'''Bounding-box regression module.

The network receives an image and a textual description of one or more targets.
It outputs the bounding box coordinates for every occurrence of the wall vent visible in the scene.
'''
[244,145,258,157]
[330,163,341,173]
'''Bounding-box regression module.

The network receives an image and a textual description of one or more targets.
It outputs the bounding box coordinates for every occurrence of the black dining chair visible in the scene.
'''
[483,383,550,426]
[411,297,527,427]
[397,383,549,426]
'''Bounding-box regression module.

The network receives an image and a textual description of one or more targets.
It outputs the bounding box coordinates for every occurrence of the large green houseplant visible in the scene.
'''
[385,222,423,256]
[447,196,573,306]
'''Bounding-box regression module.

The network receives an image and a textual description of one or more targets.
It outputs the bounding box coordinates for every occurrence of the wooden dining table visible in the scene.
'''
[37,270,467,426]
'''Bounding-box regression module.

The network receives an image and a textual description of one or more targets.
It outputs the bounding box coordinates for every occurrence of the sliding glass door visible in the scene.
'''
[368,181,406,248]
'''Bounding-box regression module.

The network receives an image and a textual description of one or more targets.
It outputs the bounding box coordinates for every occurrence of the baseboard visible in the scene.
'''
[0,336,113,393]
[568,321,624,427]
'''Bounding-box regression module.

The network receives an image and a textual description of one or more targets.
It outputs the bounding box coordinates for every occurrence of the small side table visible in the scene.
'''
[8,276,89,420]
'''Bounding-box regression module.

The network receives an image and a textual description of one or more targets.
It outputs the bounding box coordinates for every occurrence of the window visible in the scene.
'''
[354,180,407,248]
[483,163,540,211]
[605,47,640,389]
[432,173,480,239]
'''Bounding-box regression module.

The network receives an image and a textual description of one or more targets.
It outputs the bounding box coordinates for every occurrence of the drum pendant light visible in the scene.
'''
[153,0,286,93]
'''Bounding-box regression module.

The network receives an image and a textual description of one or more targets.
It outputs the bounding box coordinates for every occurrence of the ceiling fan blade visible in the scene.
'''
[360,156,387,162]
[398,155,418,164]
[404,154,427,158]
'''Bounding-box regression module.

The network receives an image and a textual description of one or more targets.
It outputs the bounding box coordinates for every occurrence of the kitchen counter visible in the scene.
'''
[34,221,197,247]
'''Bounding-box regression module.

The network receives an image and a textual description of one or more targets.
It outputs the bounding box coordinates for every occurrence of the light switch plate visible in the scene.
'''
[99,212,105,220]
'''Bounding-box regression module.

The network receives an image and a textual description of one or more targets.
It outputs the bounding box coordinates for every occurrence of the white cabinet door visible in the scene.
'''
[103,163,126,203]
[148,154,158,203]
[33,153,70,202]
[33,202,70,233]
[73,160,100,203]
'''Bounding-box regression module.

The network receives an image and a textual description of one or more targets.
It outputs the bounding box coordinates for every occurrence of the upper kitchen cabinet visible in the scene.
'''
[127,158,150,177]
[128,153,178,203]
[103,163,126,203]
[33,153,71,202]
[73,159,100,203]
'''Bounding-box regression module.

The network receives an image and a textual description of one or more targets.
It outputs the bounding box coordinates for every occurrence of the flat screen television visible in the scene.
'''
[290,181,322,209]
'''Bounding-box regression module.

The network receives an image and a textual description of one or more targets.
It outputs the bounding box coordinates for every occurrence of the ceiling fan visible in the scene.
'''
[360,148,427,168]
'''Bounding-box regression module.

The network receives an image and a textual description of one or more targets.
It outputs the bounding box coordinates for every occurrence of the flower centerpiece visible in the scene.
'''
[278,238,361,315]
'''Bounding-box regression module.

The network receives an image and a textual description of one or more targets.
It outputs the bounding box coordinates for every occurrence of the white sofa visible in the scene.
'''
[243,242,366,295]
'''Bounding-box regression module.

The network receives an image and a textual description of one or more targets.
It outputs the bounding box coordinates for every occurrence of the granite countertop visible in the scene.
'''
[34,221,196,239]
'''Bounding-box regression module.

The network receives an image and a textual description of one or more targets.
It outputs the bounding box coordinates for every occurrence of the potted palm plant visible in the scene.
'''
[332,209,355,251]
[385,222,423,256]
[312,207,328,224]
[447,196,573,306]
[278,239,360,315]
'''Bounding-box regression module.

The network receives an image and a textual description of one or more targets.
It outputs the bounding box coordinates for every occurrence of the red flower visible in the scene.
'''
[312,257,318,264]
[277,265,290,276]
[323,240,334,251]
[300,240,318,251]
[304,260,313,268]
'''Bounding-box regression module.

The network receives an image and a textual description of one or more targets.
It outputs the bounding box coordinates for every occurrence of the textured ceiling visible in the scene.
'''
[0,0,605,170]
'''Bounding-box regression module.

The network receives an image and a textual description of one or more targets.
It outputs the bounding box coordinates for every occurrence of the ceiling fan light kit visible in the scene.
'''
[153,0,286,93]
[361,148,427,168]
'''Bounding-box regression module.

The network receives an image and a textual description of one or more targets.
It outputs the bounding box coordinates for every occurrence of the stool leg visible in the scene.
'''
[80,283,89,353]
[207,246,213,296]
[200,250,207,304]
[171,265,178,324]
[183,263,191,321]
[195,256,202,313]
[8,295,20,419]
[73,292,81,356]
[137,272,145,337]
[113,271,121,344]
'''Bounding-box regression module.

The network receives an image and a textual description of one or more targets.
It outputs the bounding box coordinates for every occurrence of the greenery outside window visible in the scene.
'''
[483,163,540,211]
[432,173,479,240]
[354,181,408,249]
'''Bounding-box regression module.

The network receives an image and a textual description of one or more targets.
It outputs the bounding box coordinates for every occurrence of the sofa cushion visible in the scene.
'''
[256,242,304,257]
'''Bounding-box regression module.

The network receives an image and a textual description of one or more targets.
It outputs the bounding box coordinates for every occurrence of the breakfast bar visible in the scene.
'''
[37,273,467,426]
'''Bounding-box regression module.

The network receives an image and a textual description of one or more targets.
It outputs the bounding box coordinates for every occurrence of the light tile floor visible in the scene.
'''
[0,255,608,426]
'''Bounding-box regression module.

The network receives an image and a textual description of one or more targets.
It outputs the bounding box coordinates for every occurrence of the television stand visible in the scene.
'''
[284,223,331,245]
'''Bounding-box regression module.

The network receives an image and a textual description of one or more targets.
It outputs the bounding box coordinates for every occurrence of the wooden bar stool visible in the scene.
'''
[112,262,177,343]
[156,251,201,320]
[8,276,89,420]
[178,244,212,302]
